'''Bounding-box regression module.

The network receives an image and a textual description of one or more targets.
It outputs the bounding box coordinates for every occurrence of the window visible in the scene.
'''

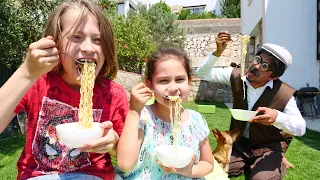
[184,5,206,14]
[117,3,125,15]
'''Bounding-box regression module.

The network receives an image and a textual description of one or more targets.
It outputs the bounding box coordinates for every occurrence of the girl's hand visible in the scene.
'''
[129,83,153,112]
[157,154,196,177]
[78,121,119,156]
[24,36,59,78]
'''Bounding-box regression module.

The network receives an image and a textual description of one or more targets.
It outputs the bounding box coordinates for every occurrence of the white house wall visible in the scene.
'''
[241,0,263,36]
[147,0,223,15]
[264,0,318,89]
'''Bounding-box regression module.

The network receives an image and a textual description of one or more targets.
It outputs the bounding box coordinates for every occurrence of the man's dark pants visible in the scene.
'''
[228,138,287,180]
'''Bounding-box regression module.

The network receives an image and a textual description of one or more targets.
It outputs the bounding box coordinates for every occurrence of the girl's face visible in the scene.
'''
[147,58,190,106]
[60,8,105,89]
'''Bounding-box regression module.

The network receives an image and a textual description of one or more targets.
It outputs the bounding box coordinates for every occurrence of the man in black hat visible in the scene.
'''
[196,32,306,179]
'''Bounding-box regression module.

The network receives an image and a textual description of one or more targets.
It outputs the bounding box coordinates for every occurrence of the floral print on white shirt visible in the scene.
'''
[116,106,210,180]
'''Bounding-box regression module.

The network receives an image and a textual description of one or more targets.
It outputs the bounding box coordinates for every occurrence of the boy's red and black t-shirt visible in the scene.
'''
[14,72,128,180]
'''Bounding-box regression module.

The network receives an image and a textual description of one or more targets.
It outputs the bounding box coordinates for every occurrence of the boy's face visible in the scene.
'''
[59,8,105,88]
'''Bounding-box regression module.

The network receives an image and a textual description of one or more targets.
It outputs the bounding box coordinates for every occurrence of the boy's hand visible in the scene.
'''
[79,121,119,155]
[213,31,232,57]
[129,83,153,112]
[25,36,59,78]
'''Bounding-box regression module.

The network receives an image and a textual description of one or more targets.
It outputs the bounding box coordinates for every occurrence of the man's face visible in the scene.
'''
[246,53,275,88]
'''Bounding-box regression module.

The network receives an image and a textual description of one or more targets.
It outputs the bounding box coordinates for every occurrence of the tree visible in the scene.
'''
[137,2,186,48]
[101,1,186,73]
[112,14,157,73]
[220,0,240,18]
[100,1,157,73]
[0,0,61,69]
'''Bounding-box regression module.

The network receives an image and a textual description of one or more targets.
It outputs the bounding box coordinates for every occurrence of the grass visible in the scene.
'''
[0,135,25,179]
[1,101,320,179]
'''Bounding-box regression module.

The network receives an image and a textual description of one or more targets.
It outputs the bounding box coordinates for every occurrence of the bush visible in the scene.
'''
[220,0,240,18]
[139,2,186,49]
[0,0,61,69]
[112,15,157,73]
[101,0,186,73]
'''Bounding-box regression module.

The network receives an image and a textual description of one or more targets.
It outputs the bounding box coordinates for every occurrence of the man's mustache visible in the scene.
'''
[248,66,260,77]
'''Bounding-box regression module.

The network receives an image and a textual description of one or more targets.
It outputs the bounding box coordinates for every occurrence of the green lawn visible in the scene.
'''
[1,101,320,179]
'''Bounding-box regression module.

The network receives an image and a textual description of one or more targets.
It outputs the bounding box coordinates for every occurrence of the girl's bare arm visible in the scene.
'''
[116,109,144,172]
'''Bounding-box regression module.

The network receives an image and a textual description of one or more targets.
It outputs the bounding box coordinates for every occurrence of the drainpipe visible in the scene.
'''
[124,0,130,18]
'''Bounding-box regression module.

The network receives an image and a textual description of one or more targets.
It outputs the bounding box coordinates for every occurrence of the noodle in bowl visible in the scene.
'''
[56,122,103,148]
[156,145,194,168]
[55,61,101,148]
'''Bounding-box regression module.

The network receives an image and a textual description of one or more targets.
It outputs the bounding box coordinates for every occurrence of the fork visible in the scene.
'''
[59,51,76,61]
[151,90,170,99]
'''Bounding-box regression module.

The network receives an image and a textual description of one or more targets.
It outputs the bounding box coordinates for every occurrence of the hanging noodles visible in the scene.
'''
[240,35,250,99]
[168,96,182,152]
[77,62,96,129]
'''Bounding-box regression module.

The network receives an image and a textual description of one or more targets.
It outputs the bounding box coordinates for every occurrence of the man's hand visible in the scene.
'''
[249,107,278,126]
[78,121,119,156]
[213,31,232,57]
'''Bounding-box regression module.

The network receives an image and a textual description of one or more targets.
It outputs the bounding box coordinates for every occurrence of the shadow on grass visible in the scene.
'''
[0,135,25,169]
[0,135,25,155]
[295,129,320,151]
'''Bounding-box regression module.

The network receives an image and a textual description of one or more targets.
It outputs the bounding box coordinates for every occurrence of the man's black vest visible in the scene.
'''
[229,68,296,152]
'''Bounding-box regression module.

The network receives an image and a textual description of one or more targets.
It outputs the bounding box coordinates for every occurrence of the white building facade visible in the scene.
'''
[147,0,223,15]
[241,0,318,90]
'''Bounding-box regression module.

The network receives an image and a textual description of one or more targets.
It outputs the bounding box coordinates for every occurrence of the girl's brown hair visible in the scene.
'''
[44,0,117,80]
[144,47,192,82]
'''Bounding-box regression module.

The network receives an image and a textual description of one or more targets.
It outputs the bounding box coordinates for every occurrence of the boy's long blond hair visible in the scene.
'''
[43,0,117,80]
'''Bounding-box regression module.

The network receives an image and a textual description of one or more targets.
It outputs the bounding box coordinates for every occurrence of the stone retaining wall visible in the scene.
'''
[114,70,233,103]
[178,18,243,68]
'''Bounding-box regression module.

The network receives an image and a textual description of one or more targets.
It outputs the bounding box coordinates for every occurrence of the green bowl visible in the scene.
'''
[197,105,216,114]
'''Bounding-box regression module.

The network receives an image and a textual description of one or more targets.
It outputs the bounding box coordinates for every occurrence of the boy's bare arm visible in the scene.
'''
[0,64,38,133]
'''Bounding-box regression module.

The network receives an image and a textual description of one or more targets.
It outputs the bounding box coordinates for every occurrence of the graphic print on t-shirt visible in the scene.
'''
[32,97,102,172]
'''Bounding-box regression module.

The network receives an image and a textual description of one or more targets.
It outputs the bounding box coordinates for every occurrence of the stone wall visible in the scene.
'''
[114,71,233,103]
[178,18,242,68]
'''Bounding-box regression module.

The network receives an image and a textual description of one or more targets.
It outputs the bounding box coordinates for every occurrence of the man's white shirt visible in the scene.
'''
[196,53,306,137]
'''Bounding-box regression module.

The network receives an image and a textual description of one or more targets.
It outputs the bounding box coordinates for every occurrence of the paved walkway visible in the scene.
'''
[304,117,320,132]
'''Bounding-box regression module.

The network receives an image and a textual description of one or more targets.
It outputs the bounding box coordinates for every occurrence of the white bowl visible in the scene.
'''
[56,122,103,148]
[229,109,258,121]
[156,145,194,168]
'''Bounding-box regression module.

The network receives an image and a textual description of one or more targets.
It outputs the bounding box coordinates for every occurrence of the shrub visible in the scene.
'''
[101,0,186,73]
[0,0,60,69]
[138,2,186,49]
[220,0,241,18]
[112,14,157,73]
